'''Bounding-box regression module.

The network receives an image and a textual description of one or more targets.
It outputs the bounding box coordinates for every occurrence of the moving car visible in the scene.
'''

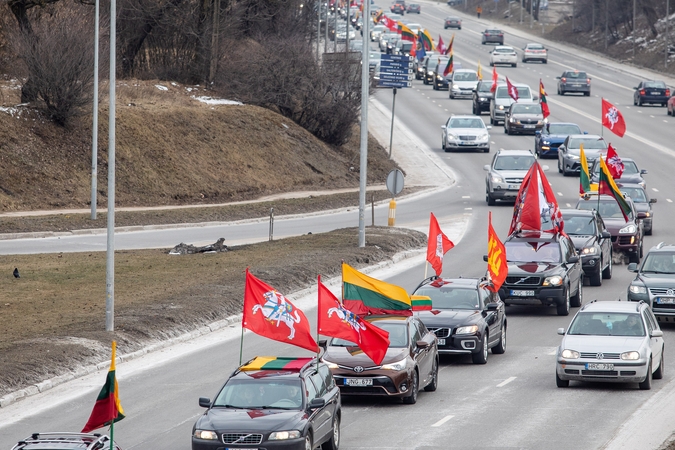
[490,82,535,125]
[620,183,656,236]
[322,315,439,405]
[449,69,479,99]
[423,55,448,85]
[192,356,341,450]
[390,2,405,14]
[441,114,491,153]
[415,53,436,80]
[557,134,607,176]
[557,70,591,96]
[633,80,670,106]
[11,433,122,450]
[481,29,504,45]
[561,208,613,286]
[521,43,548,63]
[379,31,399,53]
[412,277,507,364]
[534,122,583,158]
[627,243,675,319]
[407,3,421,13]
[589,156,647,189]
[489,46,517,67]
[433,60,462,90]
[575,193,643,263]
[484,149,536,205]
[555,300,664,389]
[668,94,675,115]
[444,16,462,29]
[504,102,545,135]
[393,40,414,56]
[370,24,387,41]
[472,80,494,115]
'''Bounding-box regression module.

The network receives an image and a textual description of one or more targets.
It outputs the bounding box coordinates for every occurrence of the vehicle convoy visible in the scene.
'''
[561,209,613,286]
[620,183,656,236]
[557,134,607,176]
[490,82,535,125]
[627,243,675,320]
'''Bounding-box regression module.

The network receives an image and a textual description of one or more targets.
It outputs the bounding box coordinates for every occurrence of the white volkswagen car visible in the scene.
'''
[489,46,518,67]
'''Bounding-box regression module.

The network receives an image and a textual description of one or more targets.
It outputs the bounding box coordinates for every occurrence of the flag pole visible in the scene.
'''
[109,420,114,450]
[424,262,428,279]
[316,275,321,371]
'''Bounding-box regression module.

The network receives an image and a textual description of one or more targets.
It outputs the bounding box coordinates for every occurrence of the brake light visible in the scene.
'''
[499,33,503,36]
[561,77,566,83]
[586,78,591,84]
[667,89,671,96]
[640,89,645,95]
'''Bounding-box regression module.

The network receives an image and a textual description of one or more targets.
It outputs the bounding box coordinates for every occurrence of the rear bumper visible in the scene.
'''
[561,84,590,93]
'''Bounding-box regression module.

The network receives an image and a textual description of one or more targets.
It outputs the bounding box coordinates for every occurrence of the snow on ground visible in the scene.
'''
[192,96,243,105]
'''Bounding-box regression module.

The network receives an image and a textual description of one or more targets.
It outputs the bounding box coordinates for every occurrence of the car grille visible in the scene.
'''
[580,352,621,359]
[649,288,675,295]
[504,177,524,183]
[222,433,263,445]
[458,135,476,141]
[581,370,618,376]
[520,119,539,124]
[505,276,541,286]
[610,236,617,243]
[618,236,634,245]
[429,327,451,338]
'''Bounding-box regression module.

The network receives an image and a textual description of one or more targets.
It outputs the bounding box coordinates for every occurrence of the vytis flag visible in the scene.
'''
[486,212,507,293]
[606,144,624,179]
[419,29,434,51]
[380,15,397,31]
[437,35,446,54]
[81,341,125,433]
[602,98,626,137]
[243,268,319,352]
[505,77,519,101]
[509,161,564,235]
[400,24,416,42]
[579,144,592,195]
[539,79,550,119]
[342,262,412,316]
[443,52,454,77]
[317,277,390,365]
[477,60,483,80]
[490,67,498,93]
[445,33,455,55]
[426,212,455,276]
[598,157,632,221]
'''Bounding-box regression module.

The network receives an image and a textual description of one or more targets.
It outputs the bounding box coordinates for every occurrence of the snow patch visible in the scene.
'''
[192,96,243,105]
[0,106,21,118]
[155,84,169,91]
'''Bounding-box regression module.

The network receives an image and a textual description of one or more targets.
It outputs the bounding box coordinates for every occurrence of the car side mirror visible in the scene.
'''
[627,263,638,272]
[640,169,648,175]
[487,125,492,130]
[309,398,326,409]
[557,327,565,336]
[651,329,664,338]
[556,76,561,79]
[601,231,611,239]
[535,130,541,136]
[416,340,429,349]
[199,397,212,408]
[441,125,446,129]
[583,131,588,134]
[486,302,499,311]
[483,254,489,262]
[650,198,657,204]
[633,87,638,90]
[568,255,580,264]
[532,95,539,101]
[483,165,491,171]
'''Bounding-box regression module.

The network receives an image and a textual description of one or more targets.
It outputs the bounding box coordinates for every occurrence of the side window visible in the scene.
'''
[309,372,327,397]
[304,377,318,402]
[480,287,491,306]
[318,364,335,390]
[645,308,659,333]
[642,310,654,335]
[409,321,422,345]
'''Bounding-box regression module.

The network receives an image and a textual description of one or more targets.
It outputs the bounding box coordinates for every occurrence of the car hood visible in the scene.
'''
[561,335,644,353]
[568,235,595,250]
[494,97,516,106]
[448,127,488,135]
[324,346,408,366]
[637,273,675,287]
[453,81,478,89]
[567,148,603,159]
[602,218,630,233]
[416,309,481,328]
[511,113,543,120]
[196,407,306,432]
[491,169,529,179]
[540,134,568,143]
[507,261,562,275]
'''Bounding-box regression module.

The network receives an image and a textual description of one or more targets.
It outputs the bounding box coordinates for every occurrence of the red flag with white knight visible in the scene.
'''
[243,269,319,352]
[317,277,390,365]
[426,212,454,276]
[505,77,519,101]
[437,35,446,55]
[605,144,624,179]
[602,98,626,137]
[379,15,397,32]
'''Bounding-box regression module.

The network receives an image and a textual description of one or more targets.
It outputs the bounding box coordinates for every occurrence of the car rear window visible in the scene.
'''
[644,81,666,89]
[565,71,588,79]
[486,30,502,34]
[494,47,515,53]
[527,44,545,50]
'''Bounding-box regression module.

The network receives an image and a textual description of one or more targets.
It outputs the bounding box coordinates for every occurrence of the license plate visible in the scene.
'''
[657,297,675,304]
[459,141,473,145]
[227,449,258,450]
[345,378,373,386]
[510,290,535,296]
[508,184,520,190]
[586,363,614,370]
[523,125,535,129]
[651,91,660,95]
[437,338,446,345]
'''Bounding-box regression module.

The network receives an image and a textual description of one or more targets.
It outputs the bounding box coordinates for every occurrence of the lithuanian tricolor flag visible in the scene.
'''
[81,341,125,433]
[400,24,416,42]
[579,144,592,195]
[240,356,313,371]
[342,263,412,316]
[598,157,632,221]
[411,295,432,311]
[419,29,435,51]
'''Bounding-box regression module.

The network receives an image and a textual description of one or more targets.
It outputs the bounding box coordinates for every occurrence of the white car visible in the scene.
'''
[449,69,479,99]
[441,115,491,153]
[489,46,517,67]
[522,43,548,63]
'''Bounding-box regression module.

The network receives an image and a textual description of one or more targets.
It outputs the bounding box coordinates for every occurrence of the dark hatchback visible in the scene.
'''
[472,80,494,115]
[423,56,448,85]
[634,80,670,107]
[504,102,545,135]
[534,122,582,158]
[412,277,507,364]
[498,231,583,316]
[620,183,656,236]
[444,16,462,29]
[627,243,675,320]
[557,70,591,96]
[481,29,504,45]
[561,209,613,286]
[192,356,340,450]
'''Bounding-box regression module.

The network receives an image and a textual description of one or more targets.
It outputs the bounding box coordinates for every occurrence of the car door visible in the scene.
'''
[409,319,433,386]
[644,308,664,368]
[482,287,502,347]
[306,373,332,444]
[561,236,581,291]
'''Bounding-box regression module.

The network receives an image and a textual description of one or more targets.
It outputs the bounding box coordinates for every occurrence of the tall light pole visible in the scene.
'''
[520,0,523,24]
[572,0,575,32]
[667,0,670,68]
[632,0,636,60]
[90,0,100,220]
[106,0,117,332]
[358,0,370,248]
[604,0,608,51]
[317,0,321,60]
[530,0,533,29]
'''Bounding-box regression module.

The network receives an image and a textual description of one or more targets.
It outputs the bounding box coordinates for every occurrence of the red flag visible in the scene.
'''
[380,15,398,32]
[437,35,446,55]
[317,277,390,365]
[602,98,626,137]
[410,36,417,57]
[243,269,319,352]
[487,212,507,293]
[490,68,498,93]
[505,77,519,101]
[426,212,454,276]
[443,52,454,77]
[82,341,125,433]
[605,144,624,179]
[539,79,550,119]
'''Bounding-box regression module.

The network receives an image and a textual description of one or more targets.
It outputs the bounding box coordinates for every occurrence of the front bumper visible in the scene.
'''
[488,183,521,199]
[450,87,474,98]
[581,255,602,277]
[507,122,544,134]
[499,286,566,306]
[556,359,649,384]
[446,139,489,150]
[611,235,639,256]
[332,372,412,398]
[537,143,561,157]
[192,436,308,450]
[627,294,675,318]
[492,109,506,122]
[433,328,481,355]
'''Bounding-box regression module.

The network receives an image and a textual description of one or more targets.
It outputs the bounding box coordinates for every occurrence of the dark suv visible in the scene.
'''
[412,277,507,364]
[12,433,121,450]
[472,80,494,115]
[627,243,675,320]
[192,356,341,450]
[497,231,583,316]
[561,209,613,286]
[556,70,591,96]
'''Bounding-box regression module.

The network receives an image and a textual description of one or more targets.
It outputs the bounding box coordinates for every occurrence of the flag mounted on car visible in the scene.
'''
[602,98,626,137]
[419,29,434,51]
[606,144,624,179]
[490,67,498,93]
[443,51,454,77]
[342,263,412,316]
[539,79,550,119]
[82,341,125,433]
[445,33,455,55]
[598,157,632,221]
[437,35,446,54]
[477,60,483,80]
[579,144,592,195]
[508,161,564,235]
[426,212,454,277]
[400,24,416,42]
[505,77,519,101]
[486,212,507,293]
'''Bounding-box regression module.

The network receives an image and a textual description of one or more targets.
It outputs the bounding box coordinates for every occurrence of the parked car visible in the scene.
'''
[444,16,462,29]
[627,243,675,319]
[490,82,535,125]
[412,277,507,364]
[498,230,583,316]
[555,300,664,389]
[322,315,439,404]
[557,70,591,96]
[504,102,545,135]
[484,149,536,205]
[423,56,448,85]
[589,156,647,189]
[192,356,341,450]
[407,3,420,13]
[557,134,607,176]
[620,183,656,236]
[522,42,548,63]
[481,29,504,45]
[449,69,479,99]
[633,80,670,106]
[11,433,122,450]
[489,45,517,67]
[575,193,643,263]
[561,208,613,286]
[534,122,583,158]
[441,114,491,153]
[472,80,494,115]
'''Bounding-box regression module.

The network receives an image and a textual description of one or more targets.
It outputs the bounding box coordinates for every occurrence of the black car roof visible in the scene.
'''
[560,208,596,218]
[506,230,562,242]
[230,356,319,380]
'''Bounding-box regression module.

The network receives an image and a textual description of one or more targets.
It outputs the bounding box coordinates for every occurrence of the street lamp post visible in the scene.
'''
[530,0,533,29]
[604,0,608,51]
[632,0,636,60]
[667,0,671,68]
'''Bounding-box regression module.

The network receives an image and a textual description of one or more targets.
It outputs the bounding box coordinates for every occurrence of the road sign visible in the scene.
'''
[386,169,405,196]
[379,54,413,89]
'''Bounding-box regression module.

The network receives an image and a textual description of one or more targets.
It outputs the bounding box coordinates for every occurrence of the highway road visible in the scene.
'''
[2,2,675,449]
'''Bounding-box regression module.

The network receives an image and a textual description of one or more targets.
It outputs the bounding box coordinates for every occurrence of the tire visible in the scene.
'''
[585,91,591,97]
[424,358,438,391]
[472,103,478,115]
[602,252,613,279]
[646,226,652,236]
[450,93,454,99]
[402,370,419,404]
[637,97,642,107]
[303,435,313,450]
[639,359,652,390]
[557,288,571,316]
[558,157,563,173]
[543,59,548,64]
[484,146,490,153]
[321,415,340,450]
[487,193,496,206]
[433,83,438,90]
[629,251,640,264]
[589,267,602,287]
[489,61,493,67]
[504,125,509,134]
[570,278,582,307]
[556,371,569,388]
[492,323,506,354]
[654,350,665,380]
[441,138,446,151]
[640,241,644,258]
[472,333,489,364]
[633,98,637,106]
[512,63,517,68]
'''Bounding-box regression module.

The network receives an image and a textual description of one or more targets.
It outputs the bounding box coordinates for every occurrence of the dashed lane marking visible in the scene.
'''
[497,377,517,387]
[432,415,455,427]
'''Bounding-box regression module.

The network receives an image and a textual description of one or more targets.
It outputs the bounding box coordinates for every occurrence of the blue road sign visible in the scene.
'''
[378,80,412,88]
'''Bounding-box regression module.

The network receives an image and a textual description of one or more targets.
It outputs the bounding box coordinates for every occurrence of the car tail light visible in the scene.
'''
[587,78,591,84]
[499,33,503,36]
[561,77,567,83]
[666,89,671,96]
[640,89,645,95]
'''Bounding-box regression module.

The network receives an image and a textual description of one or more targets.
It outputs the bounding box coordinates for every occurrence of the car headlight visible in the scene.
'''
[582,247,597,254]
[447,133,458,140]
[427,70,433,75]
[543,275,563,286]
[629,284,647,294]
[491,174,504,183]
[619,224,637,234]
[269,431,302,440]
[478,134,489,141]
[452,84,459,89]
[639,181,646,188]
[194,430,218,440]
[455,325,479,334]
[382,358,407,370]
[479,97,487,101]
[436,75,443,80]
[542,140,550,145]
[621,351,640,360]
[569,154,580,160]
[498,105,504,110]
[561,349,579,359]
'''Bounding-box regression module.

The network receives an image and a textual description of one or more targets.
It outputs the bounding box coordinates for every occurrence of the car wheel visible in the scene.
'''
[589,266,602,286]
[637,97,642,107]
[441,138,446,151]
[424,358,439,392]
[487,193,496,206]
[458,26,462,30]
[472,103,478,115]
[556,371,569,388]
[489,61,493,66]
[321,415,340,450]
[492,323,506,354]
[303,434,313,450]
[433,83,438,90]
[556,288,571,316]
[570,277,582,307]
[450,93,454,99]
[472,333,488,364]
[640,240,644,258]
[512,63,517,68]
[634,97,637,106]
[543,59,547,64]
[504,125,509,134]
[585,91,591,97]
[402,370,419,404]
[629,251,640,264]
[639,359,652,390]
[646,226,652,236]
[558,88,564,95]
[484,146,490,153]
[602,252,613,279]
[558,157,563,173]
[653,350,665,380]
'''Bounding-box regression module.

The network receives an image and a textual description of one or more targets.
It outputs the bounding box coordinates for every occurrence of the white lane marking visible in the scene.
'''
[652,188,659,192]
[432,415,455,427]
[496,376,517,388]
[465,207,473,210]
[650,115,655,118]
[566,203,572,207]
[668,199,673,203]
[557,192,563,197]
[462,195,471,198]
[665,120,669,123]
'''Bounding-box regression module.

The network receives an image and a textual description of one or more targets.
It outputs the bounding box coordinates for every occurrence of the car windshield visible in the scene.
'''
[546,124,581,135]
[449,118,484,129]
[427,58,447,70]
[454,72,478,81]
[399,42,413,50]
[592,160,638,175]
[512,103,542,114]
[644,81,666,89]
[506,241,561,263]
[494,155,535,170]
[564,71,588,79]
[565,216,597,235]
[214,379,304,409]
[372,25,386,32]
[577,200,633,220]
[621,186,647,203]
[477,83,492,92]
[415,286,480,310]
[496,86,531,99]
[333,321,408,347]
[568,312,645,336]
[641,252,675,274]
[568,138,607,150]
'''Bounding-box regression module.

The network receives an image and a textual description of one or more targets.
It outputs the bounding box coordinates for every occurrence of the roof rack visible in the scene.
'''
[18,433,109,450]
[636,300,645,312]
[656,242,666,249]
